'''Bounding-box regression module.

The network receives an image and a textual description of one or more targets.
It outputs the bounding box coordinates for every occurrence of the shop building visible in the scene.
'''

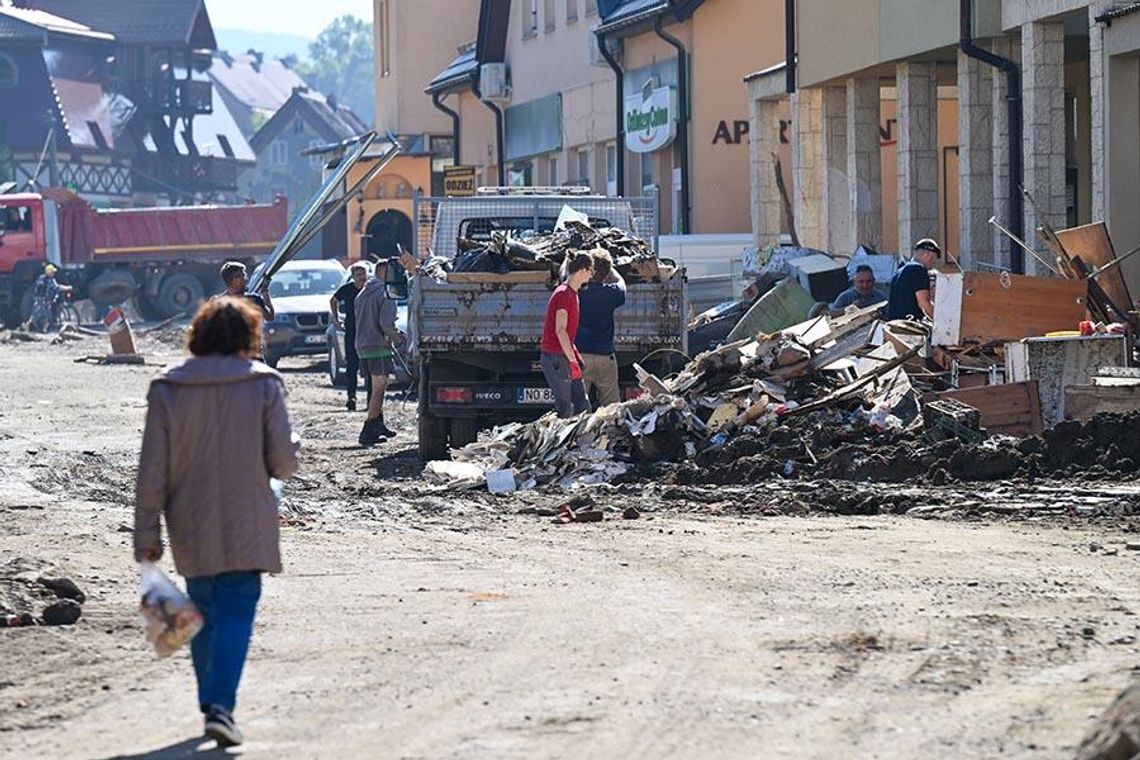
[748,0,1140,296]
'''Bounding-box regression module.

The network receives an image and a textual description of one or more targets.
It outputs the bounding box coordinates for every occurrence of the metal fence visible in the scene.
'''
[412,190,660,260]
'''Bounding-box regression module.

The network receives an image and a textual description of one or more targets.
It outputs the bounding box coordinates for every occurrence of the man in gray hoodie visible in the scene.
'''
[354,259,403,446]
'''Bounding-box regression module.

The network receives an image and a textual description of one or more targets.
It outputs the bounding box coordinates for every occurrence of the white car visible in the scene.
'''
[255,259,346,368]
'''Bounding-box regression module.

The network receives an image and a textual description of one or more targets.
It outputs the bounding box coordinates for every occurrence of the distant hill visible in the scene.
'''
[215,28,312,60]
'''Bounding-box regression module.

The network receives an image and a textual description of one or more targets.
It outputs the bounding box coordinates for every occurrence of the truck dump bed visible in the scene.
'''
[42,188,288,265]
[413,278,685,355]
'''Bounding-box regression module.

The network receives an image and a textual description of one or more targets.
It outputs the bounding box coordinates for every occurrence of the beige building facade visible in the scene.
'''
[748,0,1140,297]
[425,0,788,236]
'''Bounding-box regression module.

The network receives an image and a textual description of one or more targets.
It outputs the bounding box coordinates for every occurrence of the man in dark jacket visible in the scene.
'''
[354,260,403,445]
[576,249,626,407]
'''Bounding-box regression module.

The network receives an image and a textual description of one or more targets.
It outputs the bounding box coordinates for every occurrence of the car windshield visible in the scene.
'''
[457,216,613,245]
[268,268,343,298]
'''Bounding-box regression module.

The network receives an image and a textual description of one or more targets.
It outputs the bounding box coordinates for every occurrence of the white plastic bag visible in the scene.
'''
[138,562,203,658]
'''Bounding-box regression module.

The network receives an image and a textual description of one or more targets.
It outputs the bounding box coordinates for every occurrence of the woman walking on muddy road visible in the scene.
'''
[134,297,300,748]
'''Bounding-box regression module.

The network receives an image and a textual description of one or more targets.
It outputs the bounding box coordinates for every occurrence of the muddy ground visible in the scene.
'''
[1,326,1139,759]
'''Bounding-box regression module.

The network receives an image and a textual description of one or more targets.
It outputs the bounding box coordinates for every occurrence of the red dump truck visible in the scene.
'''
[0,189,288,325]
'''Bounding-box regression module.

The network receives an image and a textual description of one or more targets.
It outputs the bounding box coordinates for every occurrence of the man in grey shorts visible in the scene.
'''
[539,252,594,418]
[354,259,403,446]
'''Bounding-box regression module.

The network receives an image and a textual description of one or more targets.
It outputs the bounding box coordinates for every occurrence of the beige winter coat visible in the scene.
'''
[134,355,300,577]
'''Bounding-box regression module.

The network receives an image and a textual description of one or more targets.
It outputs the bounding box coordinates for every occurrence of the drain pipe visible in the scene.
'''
[596,27,625,197]
[431,91,461,164]
[960,0,1023,273]
[471,77,506,186]
[785,0,796,93]
[654,16,690,234]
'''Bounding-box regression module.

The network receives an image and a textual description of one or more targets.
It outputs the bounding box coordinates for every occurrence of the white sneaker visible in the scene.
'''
[204,707,243,747]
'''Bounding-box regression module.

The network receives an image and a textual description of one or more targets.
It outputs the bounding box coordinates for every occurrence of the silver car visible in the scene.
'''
[258,259,346,368]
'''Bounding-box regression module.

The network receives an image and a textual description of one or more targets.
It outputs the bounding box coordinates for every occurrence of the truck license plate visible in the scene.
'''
[304,334,326,345]
[517,387,555,404]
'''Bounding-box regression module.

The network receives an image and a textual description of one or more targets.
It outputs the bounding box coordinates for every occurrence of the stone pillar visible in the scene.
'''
[821,86,850,254]
[896,62,939,254]
[958,48,994,270]
[991,35,1019,270]
[791,87,825,251]
[847,76,883,252]
[1089,2,1109,222]
[748,95,786,248]
[1021,20,1066,275]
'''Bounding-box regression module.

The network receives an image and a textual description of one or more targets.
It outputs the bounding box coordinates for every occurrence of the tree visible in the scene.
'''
[298,15,374,128]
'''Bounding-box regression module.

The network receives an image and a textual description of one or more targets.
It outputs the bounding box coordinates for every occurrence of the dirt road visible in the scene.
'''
[1,333,1138,759]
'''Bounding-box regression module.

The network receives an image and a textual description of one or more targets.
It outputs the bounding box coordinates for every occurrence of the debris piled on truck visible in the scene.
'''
[421,216,676,284]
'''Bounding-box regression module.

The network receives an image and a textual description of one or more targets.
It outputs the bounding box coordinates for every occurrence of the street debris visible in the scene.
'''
[0,559,87,627]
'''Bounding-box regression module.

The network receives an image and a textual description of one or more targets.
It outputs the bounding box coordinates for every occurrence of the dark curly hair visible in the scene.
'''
[186,296,263,358]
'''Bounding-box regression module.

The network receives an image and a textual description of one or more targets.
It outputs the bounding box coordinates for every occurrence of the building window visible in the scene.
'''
[378,0,391,76]
[293,119,304,134]
[576,147,589,185]
[545,155,558,186]
[308,140,324,167]
[605,143,617,194]
[639,152,655,191]
[0,54,16,87]
[544,0,556,32]
[566,0,577,23]
[270,140,288,166]
[522,0,538,37]
[585,0,597,15]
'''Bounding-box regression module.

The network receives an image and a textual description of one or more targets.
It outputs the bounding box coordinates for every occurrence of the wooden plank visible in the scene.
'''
[445,270,552,284]
[1052,222,1133,314]
[936,380,1044,437]
[1064,384,1140,421]
[935,271,1087,345]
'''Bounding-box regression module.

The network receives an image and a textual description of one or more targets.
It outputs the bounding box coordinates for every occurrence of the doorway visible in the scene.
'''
[365,209,413,261]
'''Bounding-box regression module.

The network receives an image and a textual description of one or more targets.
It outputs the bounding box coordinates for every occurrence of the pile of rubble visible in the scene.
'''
[421,220,671,284]
[425,304,940,492]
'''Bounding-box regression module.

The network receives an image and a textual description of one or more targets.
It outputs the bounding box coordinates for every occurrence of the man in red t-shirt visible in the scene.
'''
[540,251,594,417]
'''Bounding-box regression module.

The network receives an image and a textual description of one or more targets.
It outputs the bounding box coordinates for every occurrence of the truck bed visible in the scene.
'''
[411,276,687,357]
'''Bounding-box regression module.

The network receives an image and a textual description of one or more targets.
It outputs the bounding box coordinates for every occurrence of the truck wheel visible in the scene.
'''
[88,269,136,307]
[134,292,164,321]
[18,286,34,325]
[449,418,478,449]
[155,273,205,318]
[263,351,280,368]
[418,412,450,461]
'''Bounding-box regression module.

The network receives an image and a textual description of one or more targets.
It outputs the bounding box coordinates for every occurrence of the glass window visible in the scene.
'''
[293,119,304,134]
[1,205,33,233]
[0,55,16,88]
[605,143,617,195]
[522,0,537,37]
[308,140,324,167]
[566,0,577,23]
[640,152,655,190]
[585,0,597,15]
[270,140,288,166]
[546,155,558,185]
[576,148,589,185]
[544,0,556,31]
[267,267,345,298]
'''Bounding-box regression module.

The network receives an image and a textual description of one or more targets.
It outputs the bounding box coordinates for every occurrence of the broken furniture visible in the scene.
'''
[1006,335,1129,428]
[931,271,1087,346]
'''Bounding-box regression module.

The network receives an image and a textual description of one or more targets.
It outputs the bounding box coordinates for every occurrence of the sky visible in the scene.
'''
[204,0,371,38]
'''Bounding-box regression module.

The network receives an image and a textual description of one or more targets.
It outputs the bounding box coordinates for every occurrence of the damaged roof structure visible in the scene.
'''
[1,0,253,205]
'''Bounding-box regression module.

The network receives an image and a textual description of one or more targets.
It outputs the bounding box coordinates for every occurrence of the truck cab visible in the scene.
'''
[0,194,55,321]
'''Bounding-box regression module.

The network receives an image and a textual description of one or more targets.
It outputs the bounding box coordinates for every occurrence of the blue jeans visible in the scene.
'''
[186,572,262,714]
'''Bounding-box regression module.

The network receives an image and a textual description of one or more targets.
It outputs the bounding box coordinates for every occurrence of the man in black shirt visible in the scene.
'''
[329,261,369,411]
[886,238,940,320]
